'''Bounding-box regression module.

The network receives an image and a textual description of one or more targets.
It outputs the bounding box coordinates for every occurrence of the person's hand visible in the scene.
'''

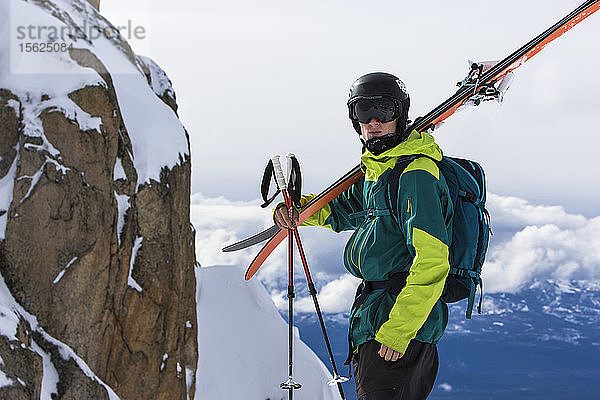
[378,343,403,362]
[274,205,299,229]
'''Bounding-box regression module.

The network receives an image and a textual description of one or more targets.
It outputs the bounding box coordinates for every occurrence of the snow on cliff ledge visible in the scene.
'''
[0,0,189,238]
[196,265,339,400]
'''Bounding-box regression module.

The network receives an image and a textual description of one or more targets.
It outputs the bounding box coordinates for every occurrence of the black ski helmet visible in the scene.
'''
[347,72,410,135]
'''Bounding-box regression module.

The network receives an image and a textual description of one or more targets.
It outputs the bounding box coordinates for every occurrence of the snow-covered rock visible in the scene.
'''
[0,0,196,398]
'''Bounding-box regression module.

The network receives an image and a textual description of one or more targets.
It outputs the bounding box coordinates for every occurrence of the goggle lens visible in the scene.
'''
[351,98,399,124]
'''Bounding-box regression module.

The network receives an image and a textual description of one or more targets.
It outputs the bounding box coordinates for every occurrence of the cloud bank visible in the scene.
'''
[484,194,600,292]
[193,192,600,312]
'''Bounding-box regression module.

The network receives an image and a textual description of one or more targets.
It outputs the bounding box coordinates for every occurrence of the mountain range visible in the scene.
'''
[296,279,600,400]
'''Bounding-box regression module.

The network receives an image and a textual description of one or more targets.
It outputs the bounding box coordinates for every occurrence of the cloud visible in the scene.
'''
[192,192,600,312]
[271,273,360,314]
[191,192,351,286]
[487,193,588,232]
[483,195,600,293]
[190,193,272,270]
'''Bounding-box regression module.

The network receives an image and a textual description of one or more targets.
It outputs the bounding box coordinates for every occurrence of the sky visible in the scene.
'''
[100,0,600,216]
[98,0,600,309]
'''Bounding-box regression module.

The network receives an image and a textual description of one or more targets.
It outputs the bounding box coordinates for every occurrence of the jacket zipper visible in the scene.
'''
[406,197,414,246]
[356,217,377,274]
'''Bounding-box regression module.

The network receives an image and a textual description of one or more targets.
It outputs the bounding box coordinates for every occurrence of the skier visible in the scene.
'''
[274,72,453,400]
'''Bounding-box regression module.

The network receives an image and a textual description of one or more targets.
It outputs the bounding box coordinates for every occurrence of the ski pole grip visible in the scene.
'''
[285,153,295,183]
[271,155,287,190]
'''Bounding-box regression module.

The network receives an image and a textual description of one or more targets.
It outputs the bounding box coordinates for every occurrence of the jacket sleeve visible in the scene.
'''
[375,158,452,354]
[299,176,365,232]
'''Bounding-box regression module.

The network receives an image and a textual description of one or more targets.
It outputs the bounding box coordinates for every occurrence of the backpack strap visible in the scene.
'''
[449,268,483,319]
[385,155,430,224]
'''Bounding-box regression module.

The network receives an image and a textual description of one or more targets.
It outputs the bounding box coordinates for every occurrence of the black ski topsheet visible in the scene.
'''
[222,225,280,252]
[222,0,600,254]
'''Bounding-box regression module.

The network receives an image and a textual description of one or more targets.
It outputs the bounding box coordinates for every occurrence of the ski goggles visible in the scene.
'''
[348,97,400,124]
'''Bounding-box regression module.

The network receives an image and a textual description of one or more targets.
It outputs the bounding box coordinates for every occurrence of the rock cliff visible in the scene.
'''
[0,0,197,399]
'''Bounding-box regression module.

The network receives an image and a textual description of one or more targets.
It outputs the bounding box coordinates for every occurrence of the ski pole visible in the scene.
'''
[273,156,302,398]
[291,228,348,399]
[280,153,348,399]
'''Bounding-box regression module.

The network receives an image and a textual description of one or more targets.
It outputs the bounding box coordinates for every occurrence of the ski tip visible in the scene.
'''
[244,264,256,280]
[222,244,236,252]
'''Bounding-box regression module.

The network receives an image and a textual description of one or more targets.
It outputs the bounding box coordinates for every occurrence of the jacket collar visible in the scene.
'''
[360,130,443,181]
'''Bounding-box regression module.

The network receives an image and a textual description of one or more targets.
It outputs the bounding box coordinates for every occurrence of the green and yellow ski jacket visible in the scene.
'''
[300,130,453,355]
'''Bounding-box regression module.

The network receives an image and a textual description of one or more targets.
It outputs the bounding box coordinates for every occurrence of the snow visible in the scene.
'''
[196,265,339,400]
[42,330,119,399]
[41,96,103,134]
[1,1,102,96]
[128,237,143,292]
[16,157,70,204]
[113,157,126,180]
[114,193,130,246]
[0,369,14,388]
[53,257,78,284]
[0,154,18,240]
[160,353,168,371]
[137,55,176,100]
[0,356,11,389]
[30,339,59,398]
[85,25,189,189]
[6,99,20,114]
[0,0,190,223]
[185,366,194,398]
[0,277,20,341]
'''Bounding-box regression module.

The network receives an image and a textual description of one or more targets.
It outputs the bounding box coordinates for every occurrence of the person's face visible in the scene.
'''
[360,118,398,142]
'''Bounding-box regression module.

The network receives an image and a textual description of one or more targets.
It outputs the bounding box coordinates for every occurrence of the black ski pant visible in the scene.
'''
[352,339,438,400]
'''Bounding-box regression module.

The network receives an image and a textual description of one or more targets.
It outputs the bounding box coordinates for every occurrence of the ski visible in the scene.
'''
[222,225,280,252]
[222,165,362,253]
[221,0,600,280]
[244,167,363,280]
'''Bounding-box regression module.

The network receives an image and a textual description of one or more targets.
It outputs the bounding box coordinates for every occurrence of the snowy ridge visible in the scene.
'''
[137,55,176,101]
[196,265,339,400]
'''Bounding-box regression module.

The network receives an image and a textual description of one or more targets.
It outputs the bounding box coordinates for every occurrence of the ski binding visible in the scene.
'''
[457,60,515,105]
